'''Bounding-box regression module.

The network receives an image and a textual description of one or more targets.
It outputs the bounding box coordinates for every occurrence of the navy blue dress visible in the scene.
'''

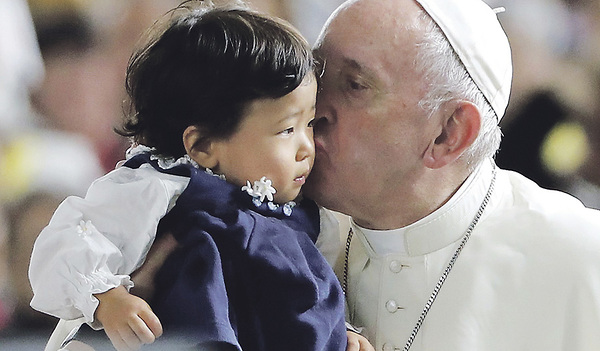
[125,154,347,351]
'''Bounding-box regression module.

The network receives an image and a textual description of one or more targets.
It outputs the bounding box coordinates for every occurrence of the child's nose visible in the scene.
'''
[296,132,315,162]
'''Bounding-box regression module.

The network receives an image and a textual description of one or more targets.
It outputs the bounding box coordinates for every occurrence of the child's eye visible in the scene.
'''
[279,127,294,135]
[308,118,316,128]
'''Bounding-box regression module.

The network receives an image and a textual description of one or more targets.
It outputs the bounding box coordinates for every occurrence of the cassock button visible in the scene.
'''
[389,260,404,273]
[382,343,396,351]
[385,299,401,313]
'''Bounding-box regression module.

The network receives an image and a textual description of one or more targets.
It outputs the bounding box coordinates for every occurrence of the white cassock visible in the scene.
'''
[336,159,600,351]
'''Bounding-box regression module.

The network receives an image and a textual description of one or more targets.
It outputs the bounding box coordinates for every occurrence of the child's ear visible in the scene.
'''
[423,101,481,169]
[182,126,219,169]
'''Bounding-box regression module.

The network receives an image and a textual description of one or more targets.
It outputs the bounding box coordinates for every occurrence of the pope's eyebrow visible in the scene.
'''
[342,58,382,89]
[343,58,364,71]
[341,58,378,84]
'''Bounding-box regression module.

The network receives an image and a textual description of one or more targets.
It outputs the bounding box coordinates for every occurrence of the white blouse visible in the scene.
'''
[29,162,189,326]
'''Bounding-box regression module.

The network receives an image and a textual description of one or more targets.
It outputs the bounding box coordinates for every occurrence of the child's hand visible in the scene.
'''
[94,285,163,351]
[346,330,375,351]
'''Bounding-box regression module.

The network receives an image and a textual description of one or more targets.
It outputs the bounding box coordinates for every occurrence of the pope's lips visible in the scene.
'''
[313,137,328,161]
[314,137,325,152]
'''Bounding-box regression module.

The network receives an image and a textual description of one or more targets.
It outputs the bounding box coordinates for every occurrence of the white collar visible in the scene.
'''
[353,159,497,257]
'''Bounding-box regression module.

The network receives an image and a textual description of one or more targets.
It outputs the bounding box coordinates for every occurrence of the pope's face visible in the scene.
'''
[304,0,435,226]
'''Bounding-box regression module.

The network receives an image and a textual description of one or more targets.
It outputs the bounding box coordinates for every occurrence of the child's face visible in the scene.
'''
[212,75,318,203]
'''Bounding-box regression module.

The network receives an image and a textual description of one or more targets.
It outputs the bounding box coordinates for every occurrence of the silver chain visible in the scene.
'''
[342,226,354,296]
[343,167,497,351]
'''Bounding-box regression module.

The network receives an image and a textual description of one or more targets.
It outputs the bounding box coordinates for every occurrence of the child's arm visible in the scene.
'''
[94,285,162,351]
[28,164,188,328]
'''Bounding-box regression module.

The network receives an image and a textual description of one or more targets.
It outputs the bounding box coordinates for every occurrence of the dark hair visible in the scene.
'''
[118,1,315,158]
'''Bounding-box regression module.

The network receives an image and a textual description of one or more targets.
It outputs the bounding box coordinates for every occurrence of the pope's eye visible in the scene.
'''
[348,79,366,90]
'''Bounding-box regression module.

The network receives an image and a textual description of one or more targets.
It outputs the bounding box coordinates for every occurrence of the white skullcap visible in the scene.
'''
[415,0,513,121]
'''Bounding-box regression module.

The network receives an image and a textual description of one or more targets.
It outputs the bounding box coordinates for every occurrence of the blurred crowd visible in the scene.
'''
[0,0,598,346]
[490,0,600,210]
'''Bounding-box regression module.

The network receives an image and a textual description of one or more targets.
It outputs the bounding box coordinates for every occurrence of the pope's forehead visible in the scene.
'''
[339,0,421,21]
[317,0,427,93]
[328,0,423,40]
[322,2,423,59]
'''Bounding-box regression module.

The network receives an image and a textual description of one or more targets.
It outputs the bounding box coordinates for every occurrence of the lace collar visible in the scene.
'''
[126,144,200,170]
[126,144,296,216]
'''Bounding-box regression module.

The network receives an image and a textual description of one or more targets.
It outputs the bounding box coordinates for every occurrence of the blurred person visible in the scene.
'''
[28,0,128,172]
[496,90,571,191]
[491,0,600,206]
[562,72,600,210]
[0,0,44,141]
[0,207,11,331]
[0,0,104,338]
[0,0,44,332]
[5,193,63,331]
[0,0,42,334]
[485,0,581,114]
[0,132,104,335]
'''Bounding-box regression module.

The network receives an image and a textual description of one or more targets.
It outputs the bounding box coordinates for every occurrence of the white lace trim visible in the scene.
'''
[125,144,199,169]
[125,145,294,215]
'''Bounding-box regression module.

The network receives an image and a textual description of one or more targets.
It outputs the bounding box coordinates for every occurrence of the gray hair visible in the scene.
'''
[414,12,502,169]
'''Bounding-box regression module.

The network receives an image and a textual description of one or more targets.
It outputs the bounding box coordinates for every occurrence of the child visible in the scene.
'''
[29,1,349,350]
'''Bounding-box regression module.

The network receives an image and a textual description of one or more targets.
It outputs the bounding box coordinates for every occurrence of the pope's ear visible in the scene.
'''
[182,125,219,169]
[423,101,481,169]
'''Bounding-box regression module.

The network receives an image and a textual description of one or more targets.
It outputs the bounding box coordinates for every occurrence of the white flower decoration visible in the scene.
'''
[241,176,276,203]
[76,220,94,237]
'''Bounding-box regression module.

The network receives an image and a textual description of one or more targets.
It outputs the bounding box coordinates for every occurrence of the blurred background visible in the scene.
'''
[0,0,598,348]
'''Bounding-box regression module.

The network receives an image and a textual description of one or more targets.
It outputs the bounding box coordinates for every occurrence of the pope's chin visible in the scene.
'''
[304,164,338,211]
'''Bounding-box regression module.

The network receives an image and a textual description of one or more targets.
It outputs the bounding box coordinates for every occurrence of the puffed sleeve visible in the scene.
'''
[29,164,189,327]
